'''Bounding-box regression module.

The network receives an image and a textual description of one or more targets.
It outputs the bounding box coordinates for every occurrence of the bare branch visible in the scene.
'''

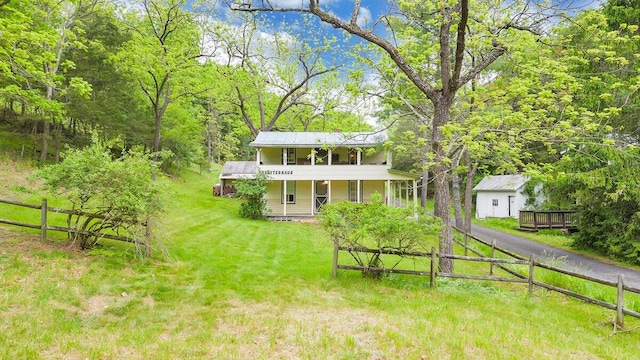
[350,0,361,26]
[233,0,439,102]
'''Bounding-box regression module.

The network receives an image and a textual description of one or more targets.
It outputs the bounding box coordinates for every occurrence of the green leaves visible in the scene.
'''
[35,135,163,250]
[320,195,441,254]
[236,172,269,219]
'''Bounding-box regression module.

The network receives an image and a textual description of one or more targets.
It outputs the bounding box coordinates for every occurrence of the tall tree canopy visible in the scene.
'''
[233,0,569,272]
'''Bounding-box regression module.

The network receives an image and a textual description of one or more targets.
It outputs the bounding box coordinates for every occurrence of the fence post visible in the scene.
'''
[145,217,152,257]
[616,275,625,329]
[40,198,47,242]
[430,246,436,288]
[490,240,496,276]
[332,242,339,278]
[528,254,534,295]
[464,233,468,256]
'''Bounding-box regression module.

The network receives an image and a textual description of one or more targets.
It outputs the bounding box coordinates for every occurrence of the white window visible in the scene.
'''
[492,199,499,207]
[284,148,296,165]
[282,181,296,204]
[348,180,363,202]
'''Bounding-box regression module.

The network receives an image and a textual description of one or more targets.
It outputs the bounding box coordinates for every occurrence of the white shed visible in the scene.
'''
[473,174,532,219]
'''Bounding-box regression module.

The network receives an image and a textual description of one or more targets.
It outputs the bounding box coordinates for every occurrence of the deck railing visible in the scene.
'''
[519,210,578,231]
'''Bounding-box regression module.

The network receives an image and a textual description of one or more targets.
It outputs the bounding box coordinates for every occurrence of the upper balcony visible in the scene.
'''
[258,146,389,167]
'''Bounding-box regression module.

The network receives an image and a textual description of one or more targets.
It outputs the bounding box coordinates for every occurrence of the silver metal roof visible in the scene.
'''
[220,161,257,179]
[249,131,387,148]
[473,174,527,192]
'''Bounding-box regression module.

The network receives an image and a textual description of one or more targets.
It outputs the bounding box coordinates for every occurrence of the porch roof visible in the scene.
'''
[220,161,257,179]
[250,131,387,148]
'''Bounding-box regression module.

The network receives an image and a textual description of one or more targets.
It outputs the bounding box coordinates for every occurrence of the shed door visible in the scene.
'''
[508,196,516,218]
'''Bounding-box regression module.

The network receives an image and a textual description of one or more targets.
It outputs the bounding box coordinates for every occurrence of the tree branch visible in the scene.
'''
[232,0,439,103]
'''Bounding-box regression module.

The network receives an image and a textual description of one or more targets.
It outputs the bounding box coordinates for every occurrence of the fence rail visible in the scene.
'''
[0,198,144,246]
[332,228,640,328]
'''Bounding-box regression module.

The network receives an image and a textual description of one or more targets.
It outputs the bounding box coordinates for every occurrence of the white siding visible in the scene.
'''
[475,187,529,219]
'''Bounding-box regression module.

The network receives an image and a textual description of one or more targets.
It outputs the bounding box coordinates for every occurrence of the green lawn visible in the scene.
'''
[1,166,639,359]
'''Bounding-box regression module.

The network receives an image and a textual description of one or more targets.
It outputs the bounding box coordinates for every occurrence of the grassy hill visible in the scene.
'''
[0,161,639,359]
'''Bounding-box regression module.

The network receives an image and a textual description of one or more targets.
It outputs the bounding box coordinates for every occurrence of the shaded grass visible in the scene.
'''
[0,165,639,359]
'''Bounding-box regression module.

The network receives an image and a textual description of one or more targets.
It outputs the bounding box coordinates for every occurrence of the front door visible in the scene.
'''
[315,180,328,212]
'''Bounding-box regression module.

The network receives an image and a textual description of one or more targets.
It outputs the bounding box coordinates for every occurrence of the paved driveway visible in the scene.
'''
[468,223,640,289]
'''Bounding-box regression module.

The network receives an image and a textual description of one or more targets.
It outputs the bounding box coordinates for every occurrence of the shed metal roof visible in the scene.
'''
[473,174,527,192]
[249,131,387,148]
[220,161,257,179]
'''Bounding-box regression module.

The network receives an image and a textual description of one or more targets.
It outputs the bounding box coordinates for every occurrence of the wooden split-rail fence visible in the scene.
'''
[0,198,147,248]
[332,229,640,329]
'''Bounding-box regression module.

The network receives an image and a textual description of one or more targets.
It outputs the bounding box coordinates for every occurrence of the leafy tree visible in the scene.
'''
[0,0,94,161]
[115,0,202,161]
[235,171,269,219]
[236,0,569,272]
[36,135,163,253]
[320,194,441,278]
[209,15,362,136]
[541,4,640,263]
[550,145,640,263]
[63,2,150,146]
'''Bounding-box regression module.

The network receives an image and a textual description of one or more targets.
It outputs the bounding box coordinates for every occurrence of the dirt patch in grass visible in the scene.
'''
[0,226,81,255]
[216,300,402,359]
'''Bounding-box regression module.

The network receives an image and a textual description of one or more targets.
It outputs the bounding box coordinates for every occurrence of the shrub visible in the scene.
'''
[36,136,163,253]
[320,194,441,277]
[235,172,269,219]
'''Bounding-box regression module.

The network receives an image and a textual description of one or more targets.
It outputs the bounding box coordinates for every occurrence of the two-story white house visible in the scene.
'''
[242,131,418,218]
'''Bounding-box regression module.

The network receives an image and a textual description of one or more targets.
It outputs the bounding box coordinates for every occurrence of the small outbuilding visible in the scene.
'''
[473,174,538,219]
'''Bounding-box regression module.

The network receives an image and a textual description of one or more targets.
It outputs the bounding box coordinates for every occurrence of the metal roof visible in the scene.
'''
[249,131,387,148]
[473,174,527,192]
[220,161,257,179]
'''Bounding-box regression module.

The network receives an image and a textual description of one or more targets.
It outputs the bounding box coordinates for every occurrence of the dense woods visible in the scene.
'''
[2,0,640,263]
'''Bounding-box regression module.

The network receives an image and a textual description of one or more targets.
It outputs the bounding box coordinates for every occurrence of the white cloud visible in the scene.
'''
[356,7,372,28]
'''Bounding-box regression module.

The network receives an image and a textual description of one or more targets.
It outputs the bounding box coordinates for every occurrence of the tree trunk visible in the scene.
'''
[452,171,464,229]
[432,99,453,273]
[41,118,50,162]
[464,152,478,235]
[421,168,429,208]
[206,120,213,163]
[41,85,54,162]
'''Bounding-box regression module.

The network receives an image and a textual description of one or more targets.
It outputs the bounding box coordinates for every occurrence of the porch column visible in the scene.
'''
[357,179,361,203]
[311,150,316,165]
[328,180,332,205]
[405,181,409,208]
[256,149,261,165]
[357,150,361,165]
[282,149,287,165]
[328,150,332,165]
[311,180,315,216]
[386,180,391,205]
[283,180,287,216]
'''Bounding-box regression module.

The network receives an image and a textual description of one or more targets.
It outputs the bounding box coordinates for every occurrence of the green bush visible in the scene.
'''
[320,194,441,277]
[36,136,163,252]
[235,172,269,220]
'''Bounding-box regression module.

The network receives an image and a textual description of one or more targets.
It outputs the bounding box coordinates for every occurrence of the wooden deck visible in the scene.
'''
[518,210,578,232]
